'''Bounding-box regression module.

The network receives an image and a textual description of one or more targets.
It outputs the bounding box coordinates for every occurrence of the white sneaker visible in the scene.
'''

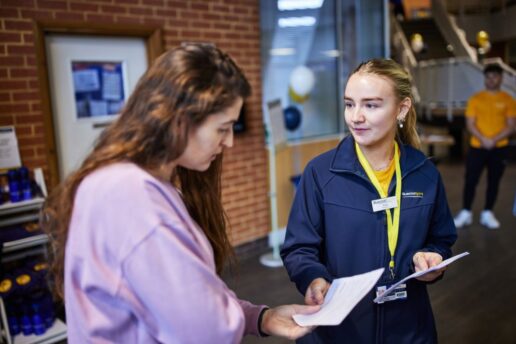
[480,210,500,229]
[454,209,472,228]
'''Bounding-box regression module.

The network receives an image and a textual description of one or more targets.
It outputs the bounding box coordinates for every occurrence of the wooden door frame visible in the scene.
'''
[33,21,163,188]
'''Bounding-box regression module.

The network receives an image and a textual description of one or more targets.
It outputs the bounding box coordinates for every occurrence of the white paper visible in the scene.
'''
[293,268,384,327]
[374,251,470,303]
[0,126,21,169]
[73,69,100,92]
[264,99,287,147]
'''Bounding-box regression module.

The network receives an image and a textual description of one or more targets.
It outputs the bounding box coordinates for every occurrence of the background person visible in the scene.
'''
[454,64,516,229]
[281,58,457,343]
[42,44,317,343]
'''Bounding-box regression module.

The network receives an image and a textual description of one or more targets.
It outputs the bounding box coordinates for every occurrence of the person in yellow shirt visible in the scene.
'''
[454,63,516,229]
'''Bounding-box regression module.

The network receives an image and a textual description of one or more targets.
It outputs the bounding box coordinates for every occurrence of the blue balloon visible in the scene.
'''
[283,106,302,131]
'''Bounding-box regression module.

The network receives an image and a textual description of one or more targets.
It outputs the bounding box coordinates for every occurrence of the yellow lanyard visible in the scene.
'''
[355,141,402,277]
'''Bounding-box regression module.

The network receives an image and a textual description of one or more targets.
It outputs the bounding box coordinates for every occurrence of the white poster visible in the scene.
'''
[0,126,22,169]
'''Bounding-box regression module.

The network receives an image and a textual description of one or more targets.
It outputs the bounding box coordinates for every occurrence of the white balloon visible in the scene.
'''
[289,65,315,96]
[411,39,424,53]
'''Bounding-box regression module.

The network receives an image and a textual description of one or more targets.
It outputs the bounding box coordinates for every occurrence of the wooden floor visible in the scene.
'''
[224,161,516,344]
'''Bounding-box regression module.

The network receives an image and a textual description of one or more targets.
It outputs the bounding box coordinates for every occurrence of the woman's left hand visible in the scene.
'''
[261,304,320,340]
[413,251,445,282]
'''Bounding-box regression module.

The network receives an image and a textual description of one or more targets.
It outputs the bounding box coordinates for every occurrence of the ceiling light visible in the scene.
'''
[278,16,316,28]
[278,0,324,11]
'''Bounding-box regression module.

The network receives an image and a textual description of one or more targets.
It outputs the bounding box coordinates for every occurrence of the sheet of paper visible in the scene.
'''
[374,251,470,303]
[0,126,21,169]
[293,268,384,327]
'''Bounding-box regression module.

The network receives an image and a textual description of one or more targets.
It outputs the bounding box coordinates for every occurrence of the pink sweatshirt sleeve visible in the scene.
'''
[119,222,265,342]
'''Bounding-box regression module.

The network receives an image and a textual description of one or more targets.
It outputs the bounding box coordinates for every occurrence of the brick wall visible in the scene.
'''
[0,0,270,246]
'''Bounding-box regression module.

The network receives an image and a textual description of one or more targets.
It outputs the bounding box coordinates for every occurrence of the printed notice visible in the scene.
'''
[374,252,470,303]
[293,268,384,327]
[0,126,21,169]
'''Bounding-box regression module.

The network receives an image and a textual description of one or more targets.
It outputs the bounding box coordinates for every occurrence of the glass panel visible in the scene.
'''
[261,0,386,140]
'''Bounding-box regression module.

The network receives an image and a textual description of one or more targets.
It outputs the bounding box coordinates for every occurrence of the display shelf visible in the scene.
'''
[0,198,45,217]
[2,234,49,254]
[13,319,67,344]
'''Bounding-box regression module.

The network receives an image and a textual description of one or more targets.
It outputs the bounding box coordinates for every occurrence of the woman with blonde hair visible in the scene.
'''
[281,58,457,343]
[43,43,317,343]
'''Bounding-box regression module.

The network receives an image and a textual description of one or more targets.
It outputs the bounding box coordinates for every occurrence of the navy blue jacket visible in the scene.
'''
[281,136,457,344]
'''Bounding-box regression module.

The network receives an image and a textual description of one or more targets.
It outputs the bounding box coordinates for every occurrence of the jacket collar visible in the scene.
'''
[329,135,428,177]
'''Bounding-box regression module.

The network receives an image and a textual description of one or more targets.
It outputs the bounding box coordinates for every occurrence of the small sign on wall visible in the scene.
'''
[71,61,126,119]
[0,126,22,170]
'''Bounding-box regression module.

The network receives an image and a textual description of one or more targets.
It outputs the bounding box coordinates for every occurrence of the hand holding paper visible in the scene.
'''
[293,268,384,327]
[374,251,470,303]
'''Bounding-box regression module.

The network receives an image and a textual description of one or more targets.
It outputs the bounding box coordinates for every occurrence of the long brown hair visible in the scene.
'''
[42,44,251,298]
[351,58,420,148]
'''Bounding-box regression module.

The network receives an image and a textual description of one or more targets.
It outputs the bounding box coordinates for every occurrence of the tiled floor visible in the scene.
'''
[224,161,516,344]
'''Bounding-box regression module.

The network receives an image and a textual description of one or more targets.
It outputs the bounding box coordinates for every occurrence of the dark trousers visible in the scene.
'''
[463,147,508,210]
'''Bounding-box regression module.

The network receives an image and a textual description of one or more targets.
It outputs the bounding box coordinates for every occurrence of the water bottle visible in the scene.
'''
[7,169,21,203]
[19,167,32,200]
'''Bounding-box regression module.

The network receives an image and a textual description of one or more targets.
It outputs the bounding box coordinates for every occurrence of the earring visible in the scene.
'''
[398,119,404,128]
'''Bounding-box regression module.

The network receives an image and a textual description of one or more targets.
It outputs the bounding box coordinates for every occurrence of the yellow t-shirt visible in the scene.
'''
[465,90,516,148]
[373,156,395,196]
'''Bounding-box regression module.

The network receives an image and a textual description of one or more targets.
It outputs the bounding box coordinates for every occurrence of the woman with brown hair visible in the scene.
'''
[281,58,457,343]
[42,44,317,343]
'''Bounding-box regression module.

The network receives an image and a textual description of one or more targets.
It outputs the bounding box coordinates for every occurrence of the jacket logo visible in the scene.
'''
[402,192,423,198]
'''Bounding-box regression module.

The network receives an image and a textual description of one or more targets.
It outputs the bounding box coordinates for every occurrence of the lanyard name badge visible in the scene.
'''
[355,142,406,303]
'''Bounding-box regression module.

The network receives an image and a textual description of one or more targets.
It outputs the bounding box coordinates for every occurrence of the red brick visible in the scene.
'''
[101,5,127,14]
[1,0,35,8]
[179,10,199,19]
[13,91,39,102]
[14,114,43,124]
[4,20,33,31]
[190,3,209,11]
[86,13,113,22]
[54,11,84,21]
[70,3,98,12]
[129,7,153,16]
[37,0,67,10]
[181,30,201,39]
[20,147,36,158]
[141,0,164,6]
[0,93,10,101]
[0,115,15,126]
[167,1,187,9]
[115,15,141,24]
[0,8,20,17]
[7,45,35,55]
[116,0,138,4]
[36,146,47,155]
[16,125,33,136]
[0,80,27,91]
[0,32,22,43]
[23,158,48,169]
[142,17,165,26]
[10,68,37,78]
[31,103,41,112]
[156,8,177,17]
[34,124,44,135]
[20,9,53,20]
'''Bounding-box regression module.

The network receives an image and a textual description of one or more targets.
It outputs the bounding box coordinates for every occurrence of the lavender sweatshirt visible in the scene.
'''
[64,163,264,343]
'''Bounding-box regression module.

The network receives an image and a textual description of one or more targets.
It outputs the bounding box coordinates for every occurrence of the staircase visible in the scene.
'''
[399,18,453,61]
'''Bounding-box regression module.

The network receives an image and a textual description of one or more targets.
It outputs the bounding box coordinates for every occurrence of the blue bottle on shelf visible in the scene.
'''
[0,277,21,336]
[19,166,32,200]
[31,302,46,335]
[7,169,21,203]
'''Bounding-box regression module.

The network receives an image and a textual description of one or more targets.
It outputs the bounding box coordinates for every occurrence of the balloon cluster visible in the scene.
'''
[284,65,316,131]
[410,33,424,54]
[476,30,491,55]
[289,66,315,104]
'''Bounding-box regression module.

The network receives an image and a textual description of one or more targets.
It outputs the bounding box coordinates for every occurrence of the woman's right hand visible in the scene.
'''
[305,278,330,305]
